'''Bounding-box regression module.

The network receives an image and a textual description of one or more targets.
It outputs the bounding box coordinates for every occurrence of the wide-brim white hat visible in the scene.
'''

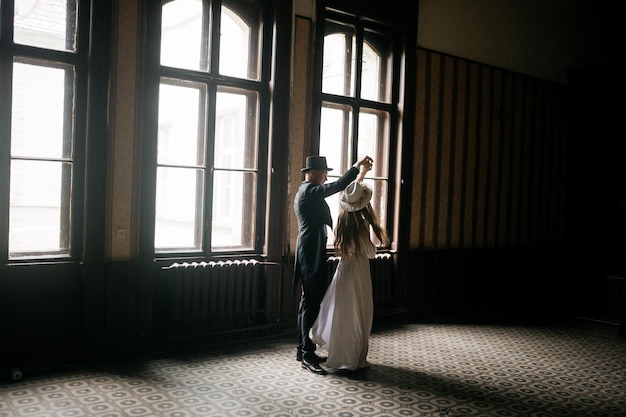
[340,180,372,212]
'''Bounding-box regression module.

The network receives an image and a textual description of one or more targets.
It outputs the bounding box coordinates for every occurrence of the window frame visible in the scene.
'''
[141,0,279,262]
[311,6,404,251]
[0,0,93,265]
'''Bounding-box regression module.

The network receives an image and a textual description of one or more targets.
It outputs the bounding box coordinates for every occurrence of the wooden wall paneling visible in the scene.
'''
[411,48,427,249]
[497,71,514,247]
[487,68,503,248]
[437,55,452,249]
[0,264,83,367]
[104,261,141,354]
[424,51,440,248]
[518,77,533,246]
[529,80,544,245]
[82,264,107,355]
[412,49,566,251]
[543,85,560,246]
[532,79,546,245]
[406,48,570,315]
[524,79,537,245]
[474,65,490,248]
[510,76,523,246]
[410,250,440,312]
[434,249,461,307]
[463,62,478,248]
[455,60,467,249]
[538,82,552,244]
[451,58,466,249]
[548,84,566,245]
[541,80,562,245]
[563,63,624,323]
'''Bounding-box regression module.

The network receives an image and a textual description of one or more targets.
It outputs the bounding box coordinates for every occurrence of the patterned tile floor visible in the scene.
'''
[1,317,625,417]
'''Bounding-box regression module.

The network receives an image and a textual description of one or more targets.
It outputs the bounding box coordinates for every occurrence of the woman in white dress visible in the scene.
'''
[310,162,389,371]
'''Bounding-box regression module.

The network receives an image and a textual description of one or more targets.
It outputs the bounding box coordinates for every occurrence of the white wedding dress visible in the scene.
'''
[310,229,376,371]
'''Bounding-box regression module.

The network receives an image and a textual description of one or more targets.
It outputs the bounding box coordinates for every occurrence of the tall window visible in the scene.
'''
[0,0,88,260]
[317,12,399,246]
[152,0,269,255]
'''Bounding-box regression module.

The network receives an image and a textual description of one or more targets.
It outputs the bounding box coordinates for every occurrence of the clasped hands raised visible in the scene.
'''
[354,155,373,173]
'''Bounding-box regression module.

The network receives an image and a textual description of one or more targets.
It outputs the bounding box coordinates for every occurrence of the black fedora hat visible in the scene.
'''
[301,156,333,172]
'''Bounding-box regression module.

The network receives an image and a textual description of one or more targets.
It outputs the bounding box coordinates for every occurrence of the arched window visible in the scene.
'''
[148,0,271,256]
[317,15,399,247]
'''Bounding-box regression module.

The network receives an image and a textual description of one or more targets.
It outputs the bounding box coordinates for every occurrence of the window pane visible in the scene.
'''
[11,62,70,159]
[220,4,260,80]
[161,0,205,71]
[326,191,341,247]
[156,82,206,250]
[358,110,389,237]
[155,167,204,251]
[319,103,352,174]
[319,15,396,250]
[211,170,256,250]
[358,110,390,178]
[370,179,388,241]
[14,0,77,52]
[158,82,206,166]
[215,89,258,170]
[322,31,356,97]
[153,0,268,255]
[9,160,71,256]
[320,103,352,249]
[362,31,392,103]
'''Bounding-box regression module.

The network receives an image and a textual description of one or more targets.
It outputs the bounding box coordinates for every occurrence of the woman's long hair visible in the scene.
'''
[334,203,389,256]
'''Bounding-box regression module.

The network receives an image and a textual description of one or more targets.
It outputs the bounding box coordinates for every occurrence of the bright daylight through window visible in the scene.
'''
[7,0,78,258]
[155,0,264,254]
[319,19,395,247]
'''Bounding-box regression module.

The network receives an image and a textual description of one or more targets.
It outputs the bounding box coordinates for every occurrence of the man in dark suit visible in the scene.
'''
[293,154,372,375]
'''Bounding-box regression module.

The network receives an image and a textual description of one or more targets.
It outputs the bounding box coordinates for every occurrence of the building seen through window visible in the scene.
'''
[154,0,266,254]
[4,0,80,259]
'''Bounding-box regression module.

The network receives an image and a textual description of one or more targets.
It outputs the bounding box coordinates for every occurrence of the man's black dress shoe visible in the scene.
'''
[296,351,327,363]
[301,357,327,375]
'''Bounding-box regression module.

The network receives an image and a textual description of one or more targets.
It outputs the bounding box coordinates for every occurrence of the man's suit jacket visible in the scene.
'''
[292,167,359,293]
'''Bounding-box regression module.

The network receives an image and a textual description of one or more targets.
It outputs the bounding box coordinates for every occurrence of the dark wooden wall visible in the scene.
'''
[403,48,569,316]
[411,48,566,250]
[563,62,625,323]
